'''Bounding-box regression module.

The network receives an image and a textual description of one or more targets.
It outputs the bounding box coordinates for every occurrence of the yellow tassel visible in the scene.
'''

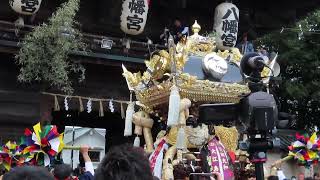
[54,95,60,111]
[99,100,104,117]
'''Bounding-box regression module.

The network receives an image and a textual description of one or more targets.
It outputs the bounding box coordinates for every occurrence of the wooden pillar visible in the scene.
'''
[40,94,54,125]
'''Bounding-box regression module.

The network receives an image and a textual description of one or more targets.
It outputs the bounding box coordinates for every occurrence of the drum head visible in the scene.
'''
[183,55,244,83]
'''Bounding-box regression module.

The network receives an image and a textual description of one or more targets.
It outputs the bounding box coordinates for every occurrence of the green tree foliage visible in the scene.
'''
[17,0,85,94]
[257,10,320,129]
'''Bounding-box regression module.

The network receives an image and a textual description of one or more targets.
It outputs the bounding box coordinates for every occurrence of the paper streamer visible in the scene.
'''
[87,99,92,113]
[64,97,69,111]
[288,132,320,166]
[109,99,114,113]
[0,141,23,171]
[21,122,64,167]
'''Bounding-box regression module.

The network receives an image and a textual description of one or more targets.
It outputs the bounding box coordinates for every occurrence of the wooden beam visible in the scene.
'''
[73,51,145,64]
[0,39,145,64]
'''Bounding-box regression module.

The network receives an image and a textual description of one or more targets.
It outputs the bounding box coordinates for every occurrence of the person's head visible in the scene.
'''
[242,33,248,42]
[53,164,73,180]
[314,173,320,180]
[3,166,54,180]
[267,176,279,180]
[173,164,188,180]
[297,173,304,180]
[174,19,182,27]
[94,144,153,180]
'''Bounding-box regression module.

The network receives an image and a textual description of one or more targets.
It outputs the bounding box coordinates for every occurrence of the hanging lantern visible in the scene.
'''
[120,0,149,35]
[213,2,239,50]
[9,0,43,15]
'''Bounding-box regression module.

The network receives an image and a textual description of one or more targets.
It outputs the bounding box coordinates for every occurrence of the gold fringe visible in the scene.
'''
[99,100,104,117]
[54,95,60,111]
[214,126,239,152]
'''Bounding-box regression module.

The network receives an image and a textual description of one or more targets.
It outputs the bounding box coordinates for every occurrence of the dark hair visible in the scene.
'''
[53,164,73,180]
[3,166,54,180]
[153,176,160,180]
[267,176,279,180]
[94,144,153,180]
[305,177,313,180]
[173,164,188,180]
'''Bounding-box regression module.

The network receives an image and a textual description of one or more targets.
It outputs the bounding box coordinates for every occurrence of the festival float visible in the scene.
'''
[0,1,284,179]
[121,2,279,179]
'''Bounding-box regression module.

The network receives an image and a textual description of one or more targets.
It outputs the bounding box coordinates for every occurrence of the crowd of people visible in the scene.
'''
[0,144,156,180]
[1,142,319,180]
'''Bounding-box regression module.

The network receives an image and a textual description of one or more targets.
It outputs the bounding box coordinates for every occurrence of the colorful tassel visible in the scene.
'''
[288,132,320,167]
[124,102,135,136]
[134,136,140,147]
[0,141,23,171]
[21,122,64,167]
[167,85,180,126]
[176,127,186,150]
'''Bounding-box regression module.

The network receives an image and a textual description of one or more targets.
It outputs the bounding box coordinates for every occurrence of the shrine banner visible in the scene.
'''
[213,2,239,50]
[9,0,42,15]
[120,0,149,35]
[207,138,234,180]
